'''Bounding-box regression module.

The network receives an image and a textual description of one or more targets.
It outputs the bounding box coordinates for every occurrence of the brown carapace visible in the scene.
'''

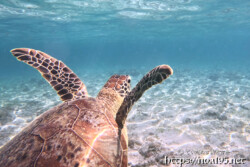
[0,48,173,167]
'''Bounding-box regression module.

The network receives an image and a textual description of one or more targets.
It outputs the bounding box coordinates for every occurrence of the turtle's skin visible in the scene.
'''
[0,48,173,167]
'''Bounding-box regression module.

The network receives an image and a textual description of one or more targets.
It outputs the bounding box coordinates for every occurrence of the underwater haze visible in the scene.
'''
[0,0,250,166]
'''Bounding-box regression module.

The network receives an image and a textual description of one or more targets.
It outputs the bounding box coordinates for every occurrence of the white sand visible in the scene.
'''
[0,68,249,166]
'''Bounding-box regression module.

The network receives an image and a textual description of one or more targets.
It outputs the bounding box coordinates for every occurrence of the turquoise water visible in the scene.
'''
[1,0,250,76]
[0,0,250,166]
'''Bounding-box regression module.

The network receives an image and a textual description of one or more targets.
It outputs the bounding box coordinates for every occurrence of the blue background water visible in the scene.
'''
[0,0,249,78]
[0,1,250,166]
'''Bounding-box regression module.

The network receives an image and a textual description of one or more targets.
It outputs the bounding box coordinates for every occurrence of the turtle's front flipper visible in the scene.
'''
[11,48,88,101]
[116,65,173,128]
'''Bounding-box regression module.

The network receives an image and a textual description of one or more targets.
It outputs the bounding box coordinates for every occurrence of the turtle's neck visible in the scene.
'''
[96,88,124,118]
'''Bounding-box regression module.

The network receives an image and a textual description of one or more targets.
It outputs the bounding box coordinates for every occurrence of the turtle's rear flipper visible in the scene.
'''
[116,65,173,128]
[11,48,88,101]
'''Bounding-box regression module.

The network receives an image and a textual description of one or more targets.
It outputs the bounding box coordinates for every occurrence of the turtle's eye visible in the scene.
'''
[127,79,131,83]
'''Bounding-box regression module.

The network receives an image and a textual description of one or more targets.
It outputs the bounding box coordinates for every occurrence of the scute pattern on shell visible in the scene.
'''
[0,134,44,167]
[11,48,88,101]
[0,99,128,167]
[69,99,128,167]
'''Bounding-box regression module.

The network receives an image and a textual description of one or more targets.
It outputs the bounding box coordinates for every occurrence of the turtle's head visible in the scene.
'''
[97,75,131,117]
[103,75,131,97]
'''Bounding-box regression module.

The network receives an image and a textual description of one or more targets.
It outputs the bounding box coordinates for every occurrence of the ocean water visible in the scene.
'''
[0,0,250,166]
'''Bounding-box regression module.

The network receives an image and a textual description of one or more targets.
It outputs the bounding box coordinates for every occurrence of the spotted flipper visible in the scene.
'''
[116,65,173,128]
[11,48,88,101]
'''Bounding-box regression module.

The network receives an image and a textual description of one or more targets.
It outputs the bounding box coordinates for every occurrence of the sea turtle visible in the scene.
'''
[0,48,173,167]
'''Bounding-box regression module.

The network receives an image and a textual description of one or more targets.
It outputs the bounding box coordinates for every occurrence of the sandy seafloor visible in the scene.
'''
[0,66,249,167]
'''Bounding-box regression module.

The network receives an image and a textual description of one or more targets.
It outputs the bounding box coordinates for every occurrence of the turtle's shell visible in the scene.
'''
[0,98,128,167]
